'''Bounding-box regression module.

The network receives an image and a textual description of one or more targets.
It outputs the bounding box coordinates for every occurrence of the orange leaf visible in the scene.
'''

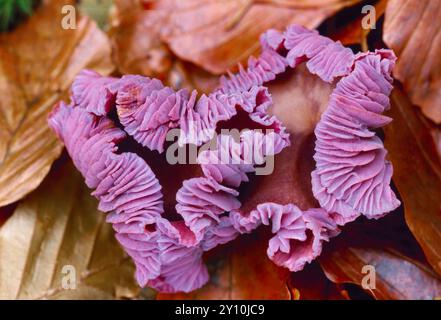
[319,213,441,300]
[109,0,173,79]
[384,88,441,276]
[383,0,441,123]
[0,0,114,207]
[109,0,221,94]
[158,0,362,74]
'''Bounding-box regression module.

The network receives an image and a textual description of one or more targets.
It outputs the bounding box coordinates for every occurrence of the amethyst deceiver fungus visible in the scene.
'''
[48,24,400,293]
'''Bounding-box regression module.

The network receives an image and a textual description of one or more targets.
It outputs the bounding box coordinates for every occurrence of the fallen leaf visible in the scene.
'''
[157,230,290,300]
[383,87,441,276]
[157,0,362,74]
[319,212,441,300]
[0,159,139,299]
[0,0,114,207]
[383,0,441,123]
[109,0,220,93]
[108,0,173,79]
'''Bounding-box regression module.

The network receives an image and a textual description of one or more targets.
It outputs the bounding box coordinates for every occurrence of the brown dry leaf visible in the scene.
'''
[384,88,441,276]
[109,0,173,79]
[319,212,441,300]
[109,0,220,93]
[156,0,362,74]
[0,160,139,300]
[321,248,441,300]
[383,0,441,123]
[158,230,291,300]
[0,0,114,207]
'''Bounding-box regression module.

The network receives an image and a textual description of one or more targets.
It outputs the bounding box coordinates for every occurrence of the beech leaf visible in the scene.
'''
[109,0,173,78]
[136,0,362,74]
[0,160,139,300]
[384,88,441,276]
[383,0,441,123]
[319,213,441,300]
[0,0,114,207]
[109,0,220,94]
[321,247,441,299]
